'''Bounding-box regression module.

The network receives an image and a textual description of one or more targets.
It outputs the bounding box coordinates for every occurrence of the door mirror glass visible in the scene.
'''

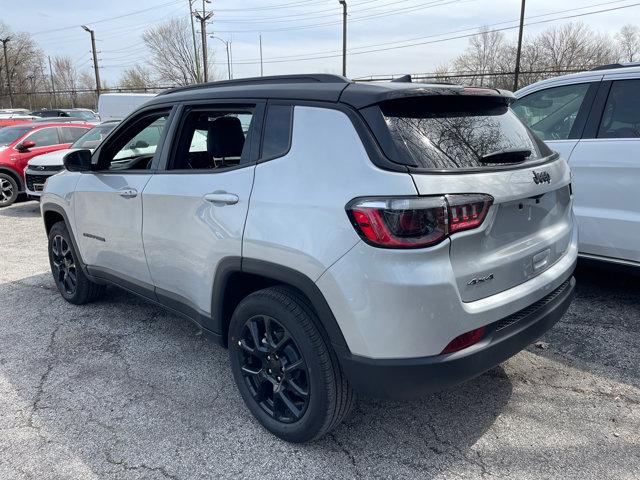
[17,140,36,152]
[131,140,149,149]
[63,149,93,172]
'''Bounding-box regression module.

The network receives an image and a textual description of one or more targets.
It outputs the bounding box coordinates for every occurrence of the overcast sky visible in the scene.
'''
[1,0,639,84]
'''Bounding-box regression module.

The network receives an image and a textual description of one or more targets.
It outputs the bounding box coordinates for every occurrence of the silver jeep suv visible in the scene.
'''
[41,74,577,442]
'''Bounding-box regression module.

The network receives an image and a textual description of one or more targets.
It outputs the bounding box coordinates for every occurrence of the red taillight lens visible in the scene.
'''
[440,326,486,354]
[446,194,493,234]
[347,194,492,249]
[348,197,447,248]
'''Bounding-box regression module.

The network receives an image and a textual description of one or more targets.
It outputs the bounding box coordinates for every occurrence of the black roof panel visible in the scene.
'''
[145,74,514,109]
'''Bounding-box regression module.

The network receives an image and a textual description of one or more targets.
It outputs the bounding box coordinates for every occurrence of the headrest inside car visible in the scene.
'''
[207,116,245,158]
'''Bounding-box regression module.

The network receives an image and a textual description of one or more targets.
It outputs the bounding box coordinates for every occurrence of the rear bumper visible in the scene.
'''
[337,275,575,399]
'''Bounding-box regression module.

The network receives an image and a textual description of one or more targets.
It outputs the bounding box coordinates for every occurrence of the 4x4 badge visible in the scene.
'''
[532,170,551,184]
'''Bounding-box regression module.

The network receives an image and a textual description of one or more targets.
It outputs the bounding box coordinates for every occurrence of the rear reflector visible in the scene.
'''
[347,194,492,249]
[440,326,486,354]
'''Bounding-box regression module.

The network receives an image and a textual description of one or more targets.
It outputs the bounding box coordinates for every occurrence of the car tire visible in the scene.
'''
[48,221,105,304]
[0,173,19,208]
[229,286,354,443]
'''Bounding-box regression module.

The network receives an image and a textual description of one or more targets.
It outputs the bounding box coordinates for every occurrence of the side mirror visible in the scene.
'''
[16,140,36,152]
[131,140,149,149]
[63,149,93,172]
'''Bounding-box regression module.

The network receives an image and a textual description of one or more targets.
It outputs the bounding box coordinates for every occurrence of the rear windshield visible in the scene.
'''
[376,96,551,171]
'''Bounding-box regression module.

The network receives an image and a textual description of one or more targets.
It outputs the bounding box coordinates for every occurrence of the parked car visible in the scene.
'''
[31,109,72,118]
[0,122,92,207]
[0,115,38,128]
[62,109,100,122]
[513,63,640,267]
[41,74,576,442]
[25,121,119,197]
[97,93,156,121]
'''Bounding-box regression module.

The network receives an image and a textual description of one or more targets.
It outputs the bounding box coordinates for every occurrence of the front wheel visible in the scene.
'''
[228,286,354,443]
[0,173,19,208]
[48,221,105,304]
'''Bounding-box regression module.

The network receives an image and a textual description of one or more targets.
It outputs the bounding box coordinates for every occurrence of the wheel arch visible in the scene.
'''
[213,258,349,352]
[41,202,87,270]
[0,167,24,192]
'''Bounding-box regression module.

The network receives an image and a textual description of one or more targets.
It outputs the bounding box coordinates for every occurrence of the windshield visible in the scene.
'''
[378,96,551,171]
[0,126,31,146]
[68,110,94,121]
[71,123,117,149]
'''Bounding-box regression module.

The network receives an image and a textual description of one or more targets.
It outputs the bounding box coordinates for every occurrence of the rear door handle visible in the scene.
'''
[203,191,239,206]
[118,187,138,199]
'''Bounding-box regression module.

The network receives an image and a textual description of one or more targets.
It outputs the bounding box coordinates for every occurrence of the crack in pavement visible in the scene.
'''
[27,324,61,433]
[329,433,361,479]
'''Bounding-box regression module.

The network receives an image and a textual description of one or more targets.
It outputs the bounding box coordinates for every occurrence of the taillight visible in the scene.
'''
[346,194,493,249]
[446,194,493,234]
[440,326,486,354]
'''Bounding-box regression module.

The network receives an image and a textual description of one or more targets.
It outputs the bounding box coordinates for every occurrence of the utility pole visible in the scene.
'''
[259,34,263,77]
[195,0,213,82]
[339,0,347,77]
[1,37,13,108]
[48,56,57,108]
[209,36,231,79]
[26,75,35,110]
[188,0,201,83]
[81,26,101,99]
[513,0,526,91]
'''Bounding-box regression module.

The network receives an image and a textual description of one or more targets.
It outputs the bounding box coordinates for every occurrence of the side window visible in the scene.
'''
[60,127,89,143]
[511,83,591,141]
[169,108,254,170]
[97,111,170,171]
[597,79,640,139]
[261,104,293,159]
[27,128,60,147]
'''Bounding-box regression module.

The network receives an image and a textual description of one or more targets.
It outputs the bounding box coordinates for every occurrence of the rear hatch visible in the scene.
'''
[357,86,573,301]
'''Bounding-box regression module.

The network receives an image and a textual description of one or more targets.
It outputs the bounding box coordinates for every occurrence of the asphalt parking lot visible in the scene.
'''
[0,200,638,480]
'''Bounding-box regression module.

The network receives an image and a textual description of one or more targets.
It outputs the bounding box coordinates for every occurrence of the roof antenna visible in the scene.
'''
[391,74,412,83]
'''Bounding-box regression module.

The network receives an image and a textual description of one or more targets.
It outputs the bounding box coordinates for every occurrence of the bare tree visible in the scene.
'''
[616,24,640,62]
[536,23,617,73]
[453,27,511,87]
[52,56,78,108]
[143,18,214,86]
[0,22,47,109]
[119,65,153,92]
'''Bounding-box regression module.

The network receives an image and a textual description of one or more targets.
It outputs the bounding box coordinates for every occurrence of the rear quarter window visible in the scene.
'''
[261,104,293,160]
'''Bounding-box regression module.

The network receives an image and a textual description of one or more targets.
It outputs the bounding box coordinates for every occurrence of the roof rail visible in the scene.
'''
[158,74,350,96]
[591,62,640,71]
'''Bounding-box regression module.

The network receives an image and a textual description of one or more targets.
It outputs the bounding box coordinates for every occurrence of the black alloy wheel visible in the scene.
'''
[0,174,18,207]
[236,314,310,423]
[50,234,78,295]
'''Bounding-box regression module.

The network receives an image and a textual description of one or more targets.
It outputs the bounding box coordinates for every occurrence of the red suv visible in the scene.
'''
[0,122,91,207]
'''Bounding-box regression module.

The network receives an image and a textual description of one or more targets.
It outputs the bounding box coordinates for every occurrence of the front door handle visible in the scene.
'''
[118,187,138,199]
[203,191,239,206]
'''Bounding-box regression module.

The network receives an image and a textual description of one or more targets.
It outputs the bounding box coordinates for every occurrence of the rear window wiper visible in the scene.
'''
[480,148,531,164]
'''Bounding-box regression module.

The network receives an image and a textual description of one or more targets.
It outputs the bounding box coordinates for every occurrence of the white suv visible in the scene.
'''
[513,63,640,268]
[41,75,577,442]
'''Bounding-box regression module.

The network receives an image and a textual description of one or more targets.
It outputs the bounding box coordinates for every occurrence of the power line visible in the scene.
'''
[218,1,640,65]
[212,0,398,23]
[30,0,183,36]
[214,0,469,33]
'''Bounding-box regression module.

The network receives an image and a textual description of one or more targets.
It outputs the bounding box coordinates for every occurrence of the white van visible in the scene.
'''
[97,93,157,122]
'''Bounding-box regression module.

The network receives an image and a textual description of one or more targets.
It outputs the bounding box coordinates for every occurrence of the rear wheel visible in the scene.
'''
[0,174,18,208]
[48,221,105,304]
[228,286,354,443]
